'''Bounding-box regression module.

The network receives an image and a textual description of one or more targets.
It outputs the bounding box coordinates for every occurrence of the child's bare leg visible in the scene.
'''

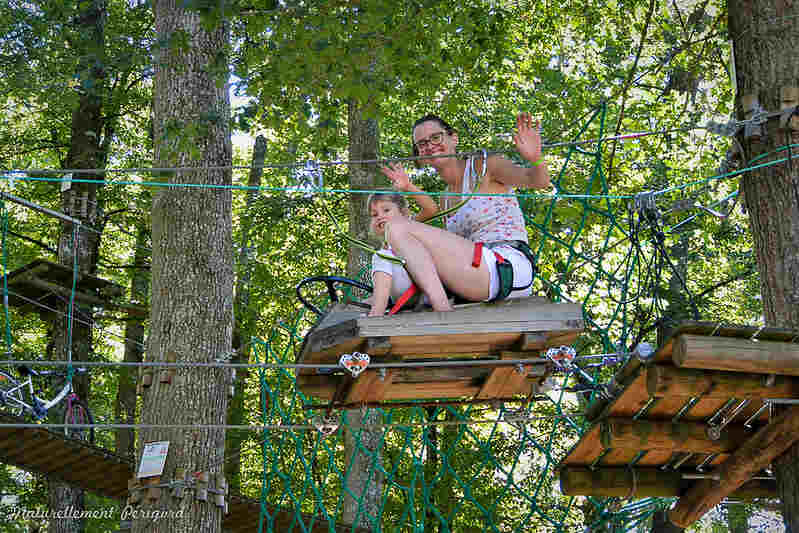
[386,219,490,303]
[385,225,453,311]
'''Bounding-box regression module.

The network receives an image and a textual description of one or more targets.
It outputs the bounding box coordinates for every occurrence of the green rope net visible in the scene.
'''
[251,105,669,532]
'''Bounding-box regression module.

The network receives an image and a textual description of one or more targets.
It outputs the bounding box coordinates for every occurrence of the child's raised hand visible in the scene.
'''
[513,112,543,165]
[380,163,412,192]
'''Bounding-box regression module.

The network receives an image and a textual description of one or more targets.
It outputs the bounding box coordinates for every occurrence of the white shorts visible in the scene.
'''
[483,245,534,301]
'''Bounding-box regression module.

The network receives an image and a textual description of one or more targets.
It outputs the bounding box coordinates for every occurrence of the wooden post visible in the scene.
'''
[781,87,799,130]
[672,334,799,375]
[141,365,153,388]
[646,364,799,398]
[600,418,747,454]
[160,350,177,384]
[195,471,209,502]
[172,468,186,499]
[127,477,142,505]
[668,406,799,528]
[145,476,161,502]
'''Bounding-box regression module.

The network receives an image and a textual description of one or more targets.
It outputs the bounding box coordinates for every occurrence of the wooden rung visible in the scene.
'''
[647,364,799,399]
[673,334,799,375]
[600,418,748,454]
[560,466,776,499]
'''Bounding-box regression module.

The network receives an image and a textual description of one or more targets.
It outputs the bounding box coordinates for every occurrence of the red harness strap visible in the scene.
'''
[472,242,505,268]
[472,242,484,267]
[388,283,419,316]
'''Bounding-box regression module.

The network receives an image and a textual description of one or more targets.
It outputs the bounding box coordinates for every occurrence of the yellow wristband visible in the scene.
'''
[531,157,544,167]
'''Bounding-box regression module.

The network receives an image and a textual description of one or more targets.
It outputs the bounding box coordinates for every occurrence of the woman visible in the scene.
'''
[376,112,550,312]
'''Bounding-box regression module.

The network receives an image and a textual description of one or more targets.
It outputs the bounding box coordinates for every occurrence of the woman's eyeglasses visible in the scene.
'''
[414,131,447,150]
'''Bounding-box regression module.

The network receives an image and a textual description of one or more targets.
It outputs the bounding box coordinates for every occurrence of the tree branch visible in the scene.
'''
[607,0,657,179]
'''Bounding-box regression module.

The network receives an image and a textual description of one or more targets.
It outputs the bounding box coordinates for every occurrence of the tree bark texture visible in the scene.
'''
[47,1,107,531]
[729,0,799,530]
[115,224,150,460]
[342,100,384,528]
[134,2,233,532]
[227,134,266,494]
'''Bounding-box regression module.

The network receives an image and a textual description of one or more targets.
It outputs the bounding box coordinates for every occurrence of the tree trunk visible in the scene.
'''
[133,2,233,532]
[227,134,266,495]
[47,1,106,531]
[115,224,150,460]
[729,0,799,529]
[342,100,384,528]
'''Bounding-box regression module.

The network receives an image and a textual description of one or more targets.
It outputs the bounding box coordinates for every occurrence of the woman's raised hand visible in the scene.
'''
[380,163,413,192]
[513,112,543,165]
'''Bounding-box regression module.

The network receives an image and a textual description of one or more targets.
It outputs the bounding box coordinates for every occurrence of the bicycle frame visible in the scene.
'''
[3,371,74,419]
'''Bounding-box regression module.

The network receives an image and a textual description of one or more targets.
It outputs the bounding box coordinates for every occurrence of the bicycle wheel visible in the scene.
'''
[63,399,94,443]
[0,370,24,417]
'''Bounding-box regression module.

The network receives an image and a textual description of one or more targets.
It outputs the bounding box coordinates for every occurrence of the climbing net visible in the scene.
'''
[248,105,693,532]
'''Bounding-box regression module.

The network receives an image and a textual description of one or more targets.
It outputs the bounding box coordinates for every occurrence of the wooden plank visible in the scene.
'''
[668,405,799,528]
[383,381,481,400]
[477,366,519,399]
[662,321,799,344]
[673,334,799,375]
[358,299,583,338]
[476,354,547,399]
[560,466,776,499]
[391,366,489,383]
[517,333,548,350]
[345,369,393,403]
[647,364,799,398]
[295,374,337,400]
[561,425,602,465]
[600,418,748,454]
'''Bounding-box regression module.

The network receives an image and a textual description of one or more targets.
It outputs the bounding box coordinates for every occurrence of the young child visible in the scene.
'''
[367,192,430,317]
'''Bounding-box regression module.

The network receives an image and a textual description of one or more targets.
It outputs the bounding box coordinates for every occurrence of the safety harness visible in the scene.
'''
[387,239,536,315]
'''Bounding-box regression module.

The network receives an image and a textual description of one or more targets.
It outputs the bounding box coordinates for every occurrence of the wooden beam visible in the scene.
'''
[647,364,799,398]
[17,275,146,316]
[560,466,776,499]
[668,405,799,528]
[600,418,748,454]
[673,334,799,375]
[345,369,393,403]
[358,298,583,337]
[476,354,547,399]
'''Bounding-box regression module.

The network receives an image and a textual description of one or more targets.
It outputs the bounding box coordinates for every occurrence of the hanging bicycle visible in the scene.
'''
[0,365,94,443]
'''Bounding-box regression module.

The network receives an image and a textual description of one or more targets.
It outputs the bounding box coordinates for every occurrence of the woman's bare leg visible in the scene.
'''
[385,219,490,308]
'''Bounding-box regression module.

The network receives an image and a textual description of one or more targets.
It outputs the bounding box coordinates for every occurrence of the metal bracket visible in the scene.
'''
[742,94,766,141]
[633,342,655,363]
[339,352,370,378]
[314,414,339,437]
[633,191,659,219]
[545,345,576,367]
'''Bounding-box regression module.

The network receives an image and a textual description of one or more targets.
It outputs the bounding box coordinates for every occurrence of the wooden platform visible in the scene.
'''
[2,259,145,317]
[559,322,799,527]
[296,296,584,405]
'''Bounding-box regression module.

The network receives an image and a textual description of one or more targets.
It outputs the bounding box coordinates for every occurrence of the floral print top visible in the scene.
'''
[446,157,528,244]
